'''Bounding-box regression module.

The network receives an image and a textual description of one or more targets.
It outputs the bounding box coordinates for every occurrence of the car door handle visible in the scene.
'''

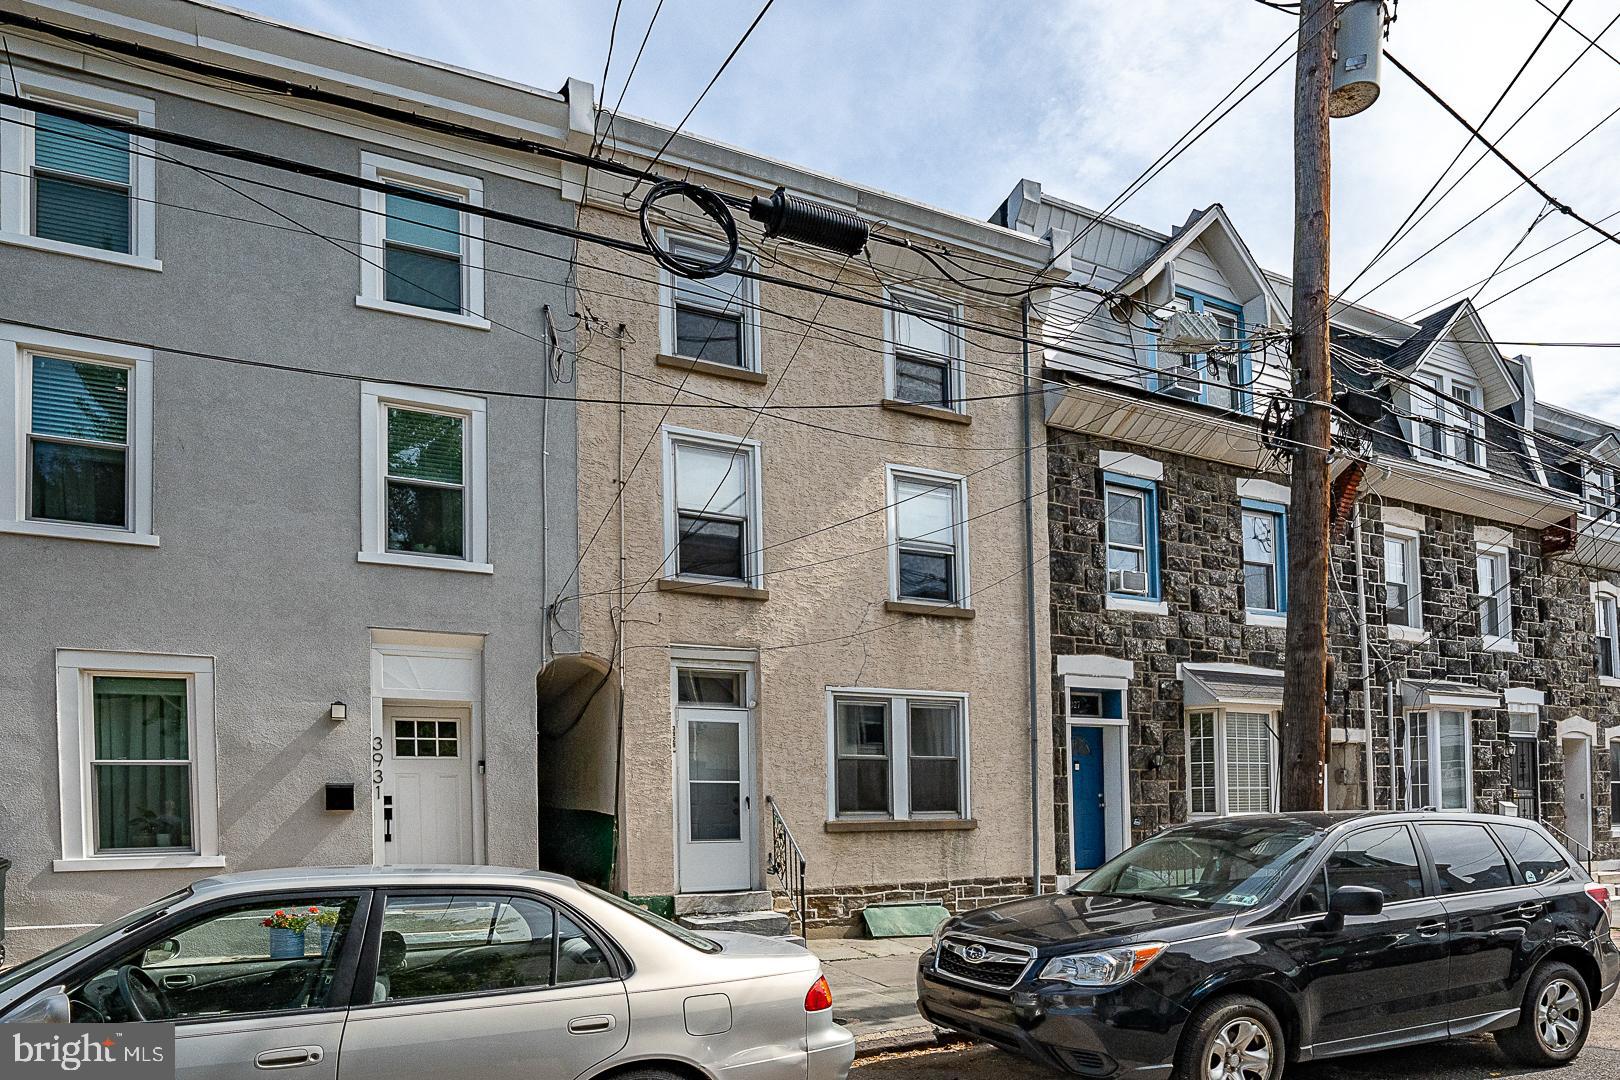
[254,1046,324,1070]
[1516,902,1545,918]
[567,1015,615,1035]
[1415,919,1444,937]
[160,973,195,989]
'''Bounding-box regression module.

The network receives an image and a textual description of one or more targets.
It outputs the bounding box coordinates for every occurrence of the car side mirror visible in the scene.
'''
[6,986,72,1024]
[144,938,181,965]
[1321,885,1384,932]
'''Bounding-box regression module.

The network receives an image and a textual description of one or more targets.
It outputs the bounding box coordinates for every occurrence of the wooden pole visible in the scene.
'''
[1280,0,1336,811]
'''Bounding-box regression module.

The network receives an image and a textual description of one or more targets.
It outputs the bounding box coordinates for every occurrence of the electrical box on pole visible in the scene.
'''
[1329,0,1391,118]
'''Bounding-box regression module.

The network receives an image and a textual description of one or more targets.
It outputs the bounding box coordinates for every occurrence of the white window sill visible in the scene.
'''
[1484,636,1519,654]
[1246,611,1288,628]
[355,295,491,331]
[1412,452,1489,475]
[54,854,226,873]
[1600,676,1620,689]
[1106,595,1168,615]
[0,519,159,547]
[358,551,493,574]
[0,231,162,272]
[1388,624,1429,644]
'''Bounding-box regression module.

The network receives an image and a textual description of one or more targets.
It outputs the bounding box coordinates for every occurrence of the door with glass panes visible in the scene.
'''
[674,667,755,892]
[380,704,475,865]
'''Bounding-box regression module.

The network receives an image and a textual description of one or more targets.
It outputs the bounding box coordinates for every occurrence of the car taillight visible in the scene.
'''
[1584,883,1613,911]
[805,975,833,1012]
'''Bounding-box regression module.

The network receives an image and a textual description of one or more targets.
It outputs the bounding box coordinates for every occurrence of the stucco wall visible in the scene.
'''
[570,202,1054,900]
[0,65,579,956]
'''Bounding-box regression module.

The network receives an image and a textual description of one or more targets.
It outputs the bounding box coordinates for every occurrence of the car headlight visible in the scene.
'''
[1038,943,1166,988]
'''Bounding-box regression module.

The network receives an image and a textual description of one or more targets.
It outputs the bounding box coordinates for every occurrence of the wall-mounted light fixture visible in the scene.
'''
[329,701,347,722]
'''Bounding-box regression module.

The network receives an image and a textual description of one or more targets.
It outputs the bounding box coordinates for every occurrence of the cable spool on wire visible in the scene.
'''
[639,179,740,279]
[748,187,870,256]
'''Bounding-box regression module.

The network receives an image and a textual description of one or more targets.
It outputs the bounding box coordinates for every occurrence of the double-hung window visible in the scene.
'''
[1412,374,1485,467]
[886,291,963,412]
[1475,543,1513,647]
[888,467,968,605]
[1584,465,1616,522]
[1408,709,1471,810]
[1241,499,1287,615]
[359,382,489,572]
[0,72,158,266]
[663,235,756,371]
[1185,709,1276,817]
[55,650,221,872]
[1104,473,1159,600]
[1383,528,1422,630]
[358,154,485,327]
[2,327,155,545]
[830,691,967,821]
[1596,588,1620,680]
[664,428,763,586]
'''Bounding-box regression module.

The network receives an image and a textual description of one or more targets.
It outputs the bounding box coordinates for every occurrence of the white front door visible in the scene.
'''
[1563,736,1593,854]
[674,668,755,892]
[381,703,475,864]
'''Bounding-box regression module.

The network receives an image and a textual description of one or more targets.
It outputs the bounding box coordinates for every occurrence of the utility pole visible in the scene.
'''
[1279,0,1338,812]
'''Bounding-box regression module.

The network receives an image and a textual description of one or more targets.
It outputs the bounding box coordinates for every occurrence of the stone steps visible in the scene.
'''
[676,908,795,939]
[673,890,772,916]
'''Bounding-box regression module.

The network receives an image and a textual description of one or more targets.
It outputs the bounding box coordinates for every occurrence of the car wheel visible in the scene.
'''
[1495,960,1591,1066]
[1176,994,1285,1080]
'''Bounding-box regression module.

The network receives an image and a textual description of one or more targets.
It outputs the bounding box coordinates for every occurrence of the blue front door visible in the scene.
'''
[1071,726,1106,870]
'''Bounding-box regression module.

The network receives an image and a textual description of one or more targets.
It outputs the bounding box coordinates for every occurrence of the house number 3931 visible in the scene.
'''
[373,736,385,799]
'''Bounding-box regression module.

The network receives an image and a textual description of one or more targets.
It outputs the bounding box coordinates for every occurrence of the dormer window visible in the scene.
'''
[1584,465,1615,522]
[1412,374,1485,468]
[1149,292,1246,411]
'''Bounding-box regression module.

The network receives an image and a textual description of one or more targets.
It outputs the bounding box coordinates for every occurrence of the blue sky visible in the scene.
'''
[245,0,1620,417]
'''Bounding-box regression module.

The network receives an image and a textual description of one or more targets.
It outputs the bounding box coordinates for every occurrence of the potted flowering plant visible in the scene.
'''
[313,907,340,952]
[262,909,312,959]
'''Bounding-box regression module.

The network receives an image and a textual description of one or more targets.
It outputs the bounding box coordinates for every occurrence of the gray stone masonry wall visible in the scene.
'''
[780,876,1058,933]
[1047,429,1620,873]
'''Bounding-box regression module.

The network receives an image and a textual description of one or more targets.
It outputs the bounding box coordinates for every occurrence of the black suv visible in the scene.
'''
[917,812,1618,1080]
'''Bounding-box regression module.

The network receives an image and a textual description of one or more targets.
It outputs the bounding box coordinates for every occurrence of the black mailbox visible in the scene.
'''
[325,784,356,812]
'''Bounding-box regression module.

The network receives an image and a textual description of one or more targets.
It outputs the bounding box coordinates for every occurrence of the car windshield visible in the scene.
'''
[581,884,720,953]
[0,888,190,997]
[1072,819,1320,909]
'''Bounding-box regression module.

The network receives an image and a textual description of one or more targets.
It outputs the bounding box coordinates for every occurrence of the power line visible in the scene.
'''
[594,0,667,158]
[1385,50,1620,250]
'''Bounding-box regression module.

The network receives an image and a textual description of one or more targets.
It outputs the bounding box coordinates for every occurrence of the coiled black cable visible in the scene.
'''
[639,179,740,279]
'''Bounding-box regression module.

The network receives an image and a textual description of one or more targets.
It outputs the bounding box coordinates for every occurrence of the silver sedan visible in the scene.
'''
[0,865,854,1080]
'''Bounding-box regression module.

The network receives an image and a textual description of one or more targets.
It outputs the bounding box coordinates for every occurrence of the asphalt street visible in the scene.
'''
[852,1001,1620,1079]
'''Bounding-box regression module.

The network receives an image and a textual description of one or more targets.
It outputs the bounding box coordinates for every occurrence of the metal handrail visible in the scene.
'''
[764,795,807,940]
[1538,818,1596,876]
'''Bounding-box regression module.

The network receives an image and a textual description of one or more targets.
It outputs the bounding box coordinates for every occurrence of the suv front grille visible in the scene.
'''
[934,935,1035,990]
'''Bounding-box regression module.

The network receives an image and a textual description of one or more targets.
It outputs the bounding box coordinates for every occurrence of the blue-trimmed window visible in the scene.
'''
[1149,291,1248,412]
[1240,498,1287,614]
[1104,472,1160,601]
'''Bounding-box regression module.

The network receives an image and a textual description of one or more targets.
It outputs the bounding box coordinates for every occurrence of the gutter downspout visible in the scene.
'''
[1021,297,1043,894]
[1351,504,1376,810]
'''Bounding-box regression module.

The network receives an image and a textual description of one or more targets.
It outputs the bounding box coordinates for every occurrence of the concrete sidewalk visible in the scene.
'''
[811,937,946,1054]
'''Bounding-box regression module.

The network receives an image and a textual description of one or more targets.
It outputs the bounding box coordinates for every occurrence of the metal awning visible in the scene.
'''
[1400,680,1502,710]
[1179,664,1285,709]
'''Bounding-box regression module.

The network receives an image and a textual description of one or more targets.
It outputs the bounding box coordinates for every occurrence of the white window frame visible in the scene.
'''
[0,69,160,270]
[0,324,156,546]
[1583,464,1616,523]
[1383,526,1423,639]
[1474,539,1515,651]
[661,425,765,588]
[1406,708,1474,811]
[886,464,970,607]
[1607,723,1620,838]
[1183,707,1279,818]
[1594,582,1620,687]
[357,153,488,329]
[1411,373,1486,469]
[54,649,223,872]
[883,288,966,414]
[657,229,761,371]
[359,381,490,573]
[826,688,970,822]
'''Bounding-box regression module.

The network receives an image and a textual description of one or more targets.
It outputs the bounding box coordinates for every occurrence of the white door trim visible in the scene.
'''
[670,658,757,893]
[1563,734,1594,853]
[369,634,484,865]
